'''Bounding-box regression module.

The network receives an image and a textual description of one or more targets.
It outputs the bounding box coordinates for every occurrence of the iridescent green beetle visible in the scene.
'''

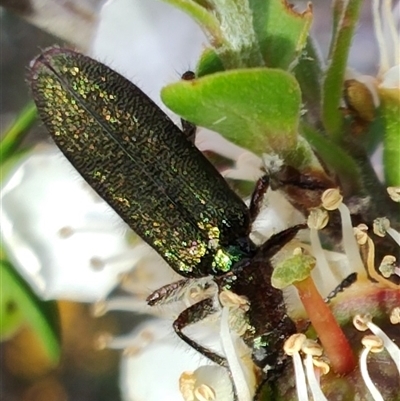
[29,47,306,387]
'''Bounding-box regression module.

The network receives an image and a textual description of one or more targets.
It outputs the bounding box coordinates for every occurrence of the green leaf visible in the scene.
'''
[293,38,323,124]
[380,88,400,186]
[0,102,37,163]
[321,0,363,141]
[300,123,362,193]
[249,0,313,69]
[0,260,61,364]
[197,48,225,77]
[164,0,263,68]
[162,68,301,156]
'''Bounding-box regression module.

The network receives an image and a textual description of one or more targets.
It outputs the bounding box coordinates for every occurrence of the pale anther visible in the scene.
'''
[94,332,113,350]
[354,224,369,245]
[353,314,372,331]
[301,339,323,357]
[58,226,75,238]
[373,217,390,237]
[219,289,249,310]
[361,335,384,353]
[378,255,397,278]
[390,307,400,324]
[179,371,196,401]
[307,208,329,230]
[313,357,330,375]
[284,333,307,355]
[321,188,343,210]
[90,256,106,270]
[374,217,400,245]
[387,186,400,202]
[293,247,304,256]
[91,300,107,317]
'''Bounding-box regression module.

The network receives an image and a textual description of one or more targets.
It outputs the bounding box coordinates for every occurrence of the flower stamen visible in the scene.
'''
[179,367,233,401]
[284,334,308,401]
[373,217,400,246]
[359,335,385,401]
[302,340,329,401]
[92,296,148,316]
[387,186,400,202]
[353,314,400,373]
[220,291,252,401]
[378,255,397,278]
[88,249,138,271]
[307,208,340,290]
[390,307,400,324]
[321,189,364,273]
[57,221,123,238]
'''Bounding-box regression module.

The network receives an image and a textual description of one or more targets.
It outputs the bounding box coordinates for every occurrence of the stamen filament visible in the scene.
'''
[354,314,400,373]
[307,208,340,293]
[92,297,148,315]
[304,355,328,401]
[284,334,309,401]
[220,306,252,401]
[302,340,328,401]
[338,203,364,272]
[387,227,400,246]
[321,189,364,273]
[309,228,339,291]
[360,336,385,401]
[89,248,141,271]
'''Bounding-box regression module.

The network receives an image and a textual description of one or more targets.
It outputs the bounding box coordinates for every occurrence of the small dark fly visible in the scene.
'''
[29,47,307,391]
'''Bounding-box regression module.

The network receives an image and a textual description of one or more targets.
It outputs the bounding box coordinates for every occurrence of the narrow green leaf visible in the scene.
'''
[0,102,37,163]
[330,0,346,55]
[300,123,362,193]
[293,38,323,124]
[0,260,61,363]
[380,88,400,186]
[321,0,363,141]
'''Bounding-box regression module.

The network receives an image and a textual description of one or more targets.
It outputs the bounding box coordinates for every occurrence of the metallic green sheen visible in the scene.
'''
[29,48,250,278]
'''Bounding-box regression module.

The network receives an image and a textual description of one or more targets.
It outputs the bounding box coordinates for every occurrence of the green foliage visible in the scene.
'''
[162,68,301,155]
[380,88,400,186]
[321,0,363,141]
[162,0,399,208]
[0,102,37,164]
[0,260,61,363]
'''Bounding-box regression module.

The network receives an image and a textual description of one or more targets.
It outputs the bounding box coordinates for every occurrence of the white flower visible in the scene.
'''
[0,146,139,302]
[119,320,232,401]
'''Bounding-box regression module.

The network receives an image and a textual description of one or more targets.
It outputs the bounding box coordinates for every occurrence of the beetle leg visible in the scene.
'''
[257,223,307,259]
[249,175,270,226]
[180,71,197,143]
[147,277,215,306]
[147,278,191,306]
[173,297,227,366]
